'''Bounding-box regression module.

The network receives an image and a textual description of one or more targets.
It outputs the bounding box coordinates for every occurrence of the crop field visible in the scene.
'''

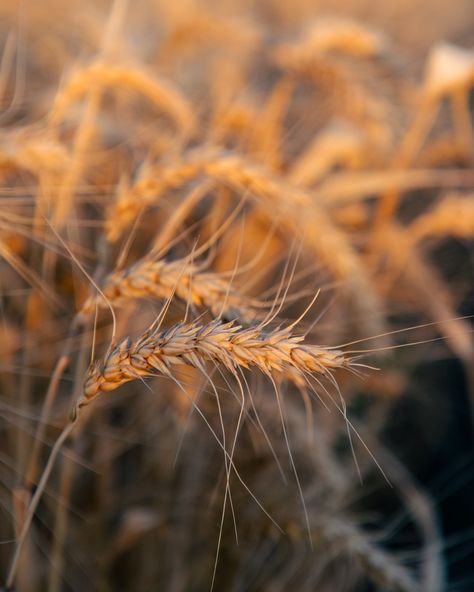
[0,1,473,590]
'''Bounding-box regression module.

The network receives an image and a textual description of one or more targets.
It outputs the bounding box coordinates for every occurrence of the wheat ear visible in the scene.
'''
[50,62,195,137]
[0,132,70,176]
[81,256,263,322]
[77,318,350,413]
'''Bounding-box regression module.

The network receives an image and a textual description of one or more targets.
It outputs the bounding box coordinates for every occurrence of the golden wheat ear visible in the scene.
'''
[74,317,350,413]
[80,252,268,324]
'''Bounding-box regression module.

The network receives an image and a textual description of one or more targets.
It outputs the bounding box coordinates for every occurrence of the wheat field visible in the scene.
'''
[0,0,473,590]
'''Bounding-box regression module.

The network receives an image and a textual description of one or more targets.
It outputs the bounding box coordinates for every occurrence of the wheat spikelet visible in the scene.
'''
[81,255,262,322]
[78,318,349,412]
[107,153,474,236]
[374,43,474,227]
